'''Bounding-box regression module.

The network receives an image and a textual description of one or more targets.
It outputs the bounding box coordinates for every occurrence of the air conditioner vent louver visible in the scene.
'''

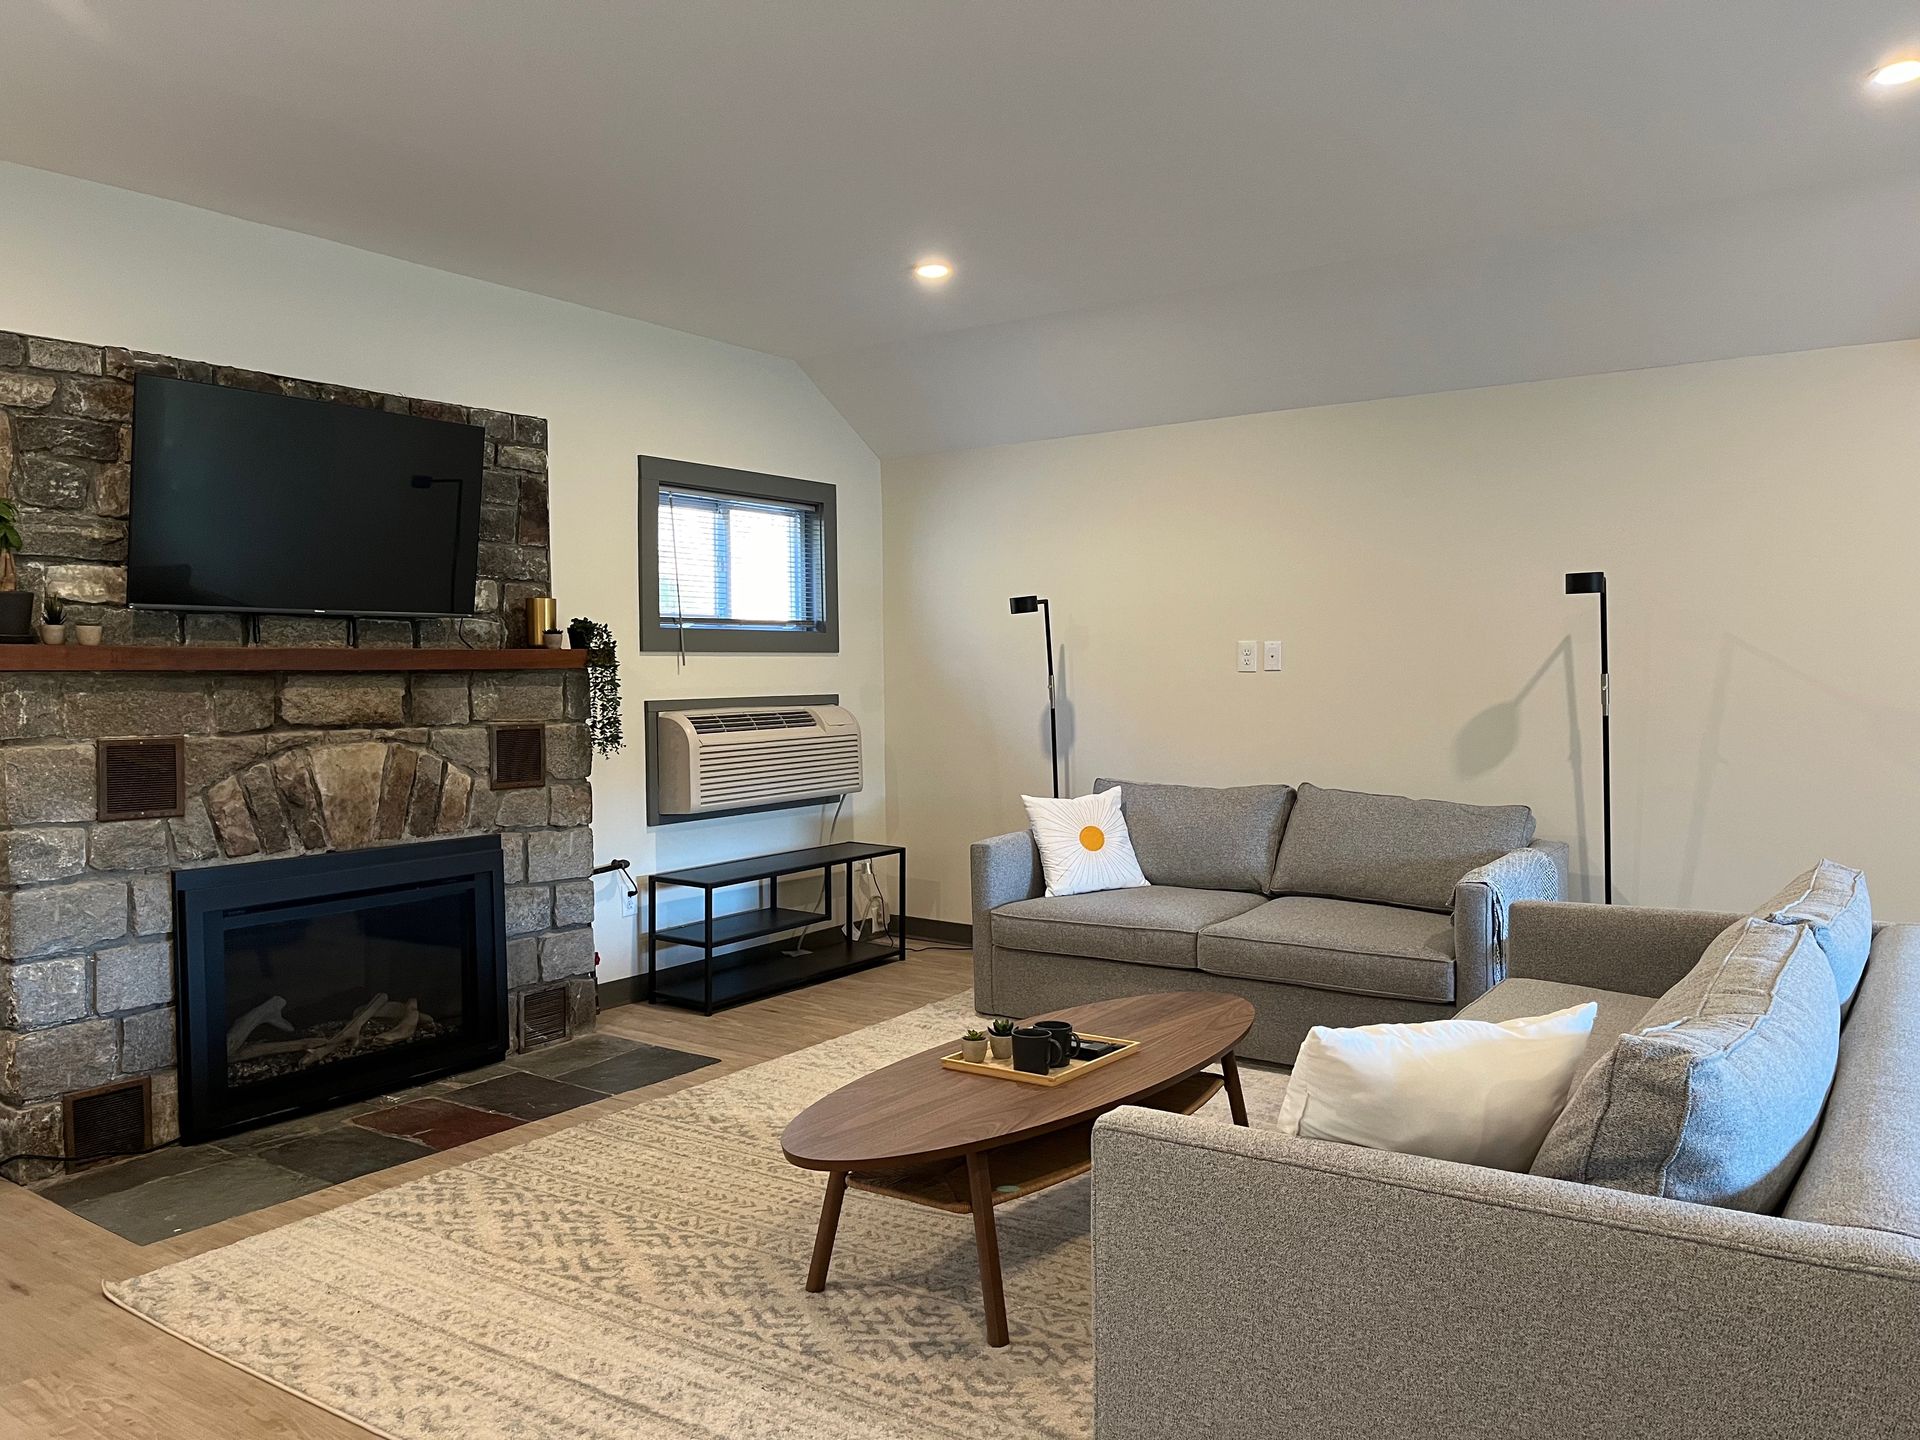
[658,704,862,816]
[687,710,818,734]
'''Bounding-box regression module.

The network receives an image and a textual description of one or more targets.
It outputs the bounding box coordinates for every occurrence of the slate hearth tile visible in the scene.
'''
[215,1098,389,1155]
[61,1154,327,1245]
[42,1142,228,1208]
[447,1070,605,1122]
[505,1031,638,1078]
[255,1127,435,1185]
[351,1097,527,1150]
[557,1045,719,1097]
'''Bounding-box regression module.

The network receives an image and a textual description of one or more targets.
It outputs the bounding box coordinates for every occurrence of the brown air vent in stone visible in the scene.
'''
[517,984,572,1050]
[97,738,186,821]
[63,1076,154,1162]
[490,724,546,790]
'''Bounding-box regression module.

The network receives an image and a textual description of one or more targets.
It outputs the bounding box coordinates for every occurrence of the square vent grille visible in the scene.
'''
[97,738,186,821]
[490,724,546,790]
[516,984,572,1050]
[63,1077,153,1162]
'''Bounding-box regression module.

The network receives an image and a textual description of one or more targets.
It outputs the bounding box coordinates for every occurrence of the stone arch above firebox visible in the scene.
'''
[201,740,482,860]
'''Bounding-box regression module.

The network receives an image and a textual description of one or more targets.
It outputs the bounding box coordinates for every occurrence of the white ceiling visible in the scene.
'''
[4,0,1919,455]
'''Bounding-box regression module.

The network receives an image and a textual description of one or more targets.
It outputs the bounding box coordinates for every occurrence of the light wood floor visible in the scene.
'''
[0,948,972,1440]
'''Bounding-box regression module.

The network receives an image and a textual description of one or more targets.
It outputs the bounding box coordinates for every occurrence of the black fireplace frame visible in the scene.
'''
[173,835,509,1143]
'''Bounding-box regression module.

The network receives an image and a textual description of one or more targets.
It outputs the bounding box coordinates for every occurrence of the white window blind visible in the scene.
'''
[657,485,825,631]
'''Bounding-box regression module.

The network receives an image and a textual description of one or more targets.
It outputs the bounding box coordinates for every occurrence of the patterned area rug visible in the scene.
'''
[107,994,1290,1440]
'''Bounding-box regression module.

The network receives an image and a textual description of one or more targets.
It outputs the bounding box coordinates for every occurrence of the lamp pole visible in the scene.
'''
[1009,595,1060,797]
[1565,571,1612,903]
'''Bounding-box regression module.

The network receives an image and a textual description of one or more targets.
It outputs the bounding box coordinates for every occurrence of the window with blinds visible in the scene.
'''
[657,486,826,632]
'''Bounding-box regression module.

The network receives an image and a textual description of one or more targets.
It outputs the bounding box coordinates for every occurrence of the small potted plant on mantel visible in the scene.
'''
[40,598,64,645]
[0,499,33,644]
[960,1028,989,1064]
[988,1017,1016,1060]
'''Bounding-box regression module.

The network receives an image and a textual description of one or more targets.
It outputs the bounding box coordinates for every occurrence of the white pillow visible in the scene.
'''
[1023,788,1150,898]
[1275,1003,1598,1170]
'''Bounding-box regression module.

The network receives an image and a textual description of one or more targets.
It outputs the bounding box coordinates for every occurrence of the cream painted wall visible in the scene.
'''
[884,339,1920,923]
[0,162,884,985]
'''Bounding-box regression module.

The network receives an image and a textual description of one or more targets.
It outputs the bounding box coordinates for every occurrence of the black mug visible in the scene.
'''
[1011,1026,1067,1074]
[1032,1019,1077,1062]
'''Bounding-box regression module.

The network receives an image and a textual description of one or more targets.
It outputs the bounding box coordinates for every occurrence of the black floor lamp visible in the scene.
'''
[1565,571,1612,903]
[1008,595,1059,797]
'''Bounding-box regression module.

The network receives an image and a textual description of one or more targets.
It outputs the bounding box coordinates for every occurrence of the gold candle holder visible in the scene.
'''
[525,595,557,646]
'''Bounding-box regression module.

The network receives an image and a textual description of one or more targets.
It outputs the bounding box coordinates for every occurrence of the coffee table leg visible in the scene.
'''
[806,1170,848,1293]
[1221,1051,1250,1127]
[966,1152,1010,1347]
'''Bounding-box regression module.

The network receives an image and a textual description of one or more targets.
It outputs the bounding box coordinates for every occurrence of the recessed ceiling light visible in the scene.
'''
[1869,58,1920,87]
[912,260,953,282]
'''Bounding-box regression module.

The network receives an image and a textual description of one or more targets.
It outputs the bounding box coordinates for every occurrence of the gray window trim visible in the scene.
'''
[638,455,839,654]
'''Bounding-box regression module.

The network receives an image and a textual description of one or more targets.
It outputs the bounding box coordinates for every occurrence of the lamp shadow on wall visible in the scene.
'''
[1452,636,1598,900]
[1677,633,1920,907]
[1043,644,1077,795]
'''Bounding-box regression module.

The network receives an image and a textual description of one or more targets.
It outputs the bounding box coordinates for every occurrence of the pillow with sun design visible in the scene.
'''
[1022,788,1151,897]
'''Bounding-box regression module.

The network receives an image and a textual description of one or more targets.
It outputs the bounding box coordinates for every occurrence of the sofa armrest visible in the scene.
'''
[1506,899,1738,996]
[970,830,1041,1013]
[1451,841,1567,1002]
[1091,1107,1920,1440]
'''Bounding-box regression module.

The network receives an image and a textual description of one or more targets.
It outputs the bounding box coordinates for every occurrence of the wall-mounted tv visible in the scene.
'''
[128,376,485,618]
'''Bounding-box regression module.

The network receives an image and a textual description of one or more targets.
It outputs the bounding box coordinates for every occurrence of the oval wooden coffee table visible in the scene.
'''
[781,991,1255,1346]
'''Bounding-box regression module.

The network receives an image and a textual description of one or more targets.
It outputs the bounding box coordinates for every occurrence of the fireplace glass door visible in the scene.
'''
[175,836,507,1140]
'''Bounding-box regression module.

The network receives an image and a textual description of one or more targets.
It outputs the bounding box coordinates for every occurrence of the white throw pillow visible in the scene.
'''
[1276,1003,1598,1170]
[1023,788,1150,898]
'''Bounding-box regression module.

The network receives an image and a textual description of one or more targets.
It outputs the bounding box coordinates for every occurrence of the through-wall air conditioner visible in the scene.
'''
[656,705,862,816]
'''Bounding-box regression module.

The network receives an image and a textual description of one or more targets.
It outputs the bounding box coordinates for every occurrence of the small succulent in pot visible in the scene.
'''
[40,598,65,645]
[988,1017,1016,1059]
[960,1028,989,1064]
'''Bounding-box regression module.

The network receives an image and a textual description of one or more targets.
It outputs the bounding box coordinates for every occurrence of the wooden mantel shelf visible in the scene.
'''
[0,645,590,674]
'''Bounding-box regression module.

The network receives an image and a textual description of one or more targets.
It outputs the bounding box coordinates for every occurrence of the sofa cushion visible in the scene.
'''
[1530,917,1840,1212]
[1196,896,1456,1003]
[1754,859,1872,1009]
[1269,783,1536,912]
[1093,778,1295,894]
[1783,924,1920,1239]
[1458,978,1655,1081]
[992,887,1265,971]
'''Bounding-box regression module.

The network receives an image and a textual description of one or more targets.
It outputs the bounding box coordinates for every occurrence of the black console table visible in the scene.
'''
[646,841,907,1014]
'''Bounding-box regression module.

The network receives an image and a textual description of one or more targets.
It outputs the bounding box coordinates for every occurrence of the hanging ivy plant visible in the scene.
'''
[567,617,625,757]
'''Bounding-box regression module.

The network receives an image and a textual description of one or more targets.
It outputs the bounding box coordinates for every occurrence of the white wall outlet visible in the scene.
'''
[621,886,638,917]
[1236,640,1257,673]
[1263,640,1283,671]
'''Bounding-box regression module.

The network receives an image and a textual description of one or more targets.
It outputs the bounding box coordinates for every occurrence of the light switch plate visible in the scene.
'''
[1264,640,1283,671]
[1236,640,1258,673]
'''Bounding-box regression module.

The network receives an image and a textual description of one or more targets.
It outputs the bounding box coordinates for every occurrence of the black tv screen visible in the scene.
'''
[129,376,485,618]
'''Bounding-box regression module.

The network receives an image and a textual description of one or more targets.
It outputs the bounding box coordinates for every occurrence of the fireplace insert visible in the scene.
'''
[174,835,508,1142]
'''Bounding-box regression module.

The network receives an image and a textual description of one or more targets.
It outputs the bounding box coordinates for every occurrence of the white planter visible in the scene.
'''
[74,623,103,646]
[960,1038,989,1064]
[40,624,65,645]
[989,1034,1013,1060]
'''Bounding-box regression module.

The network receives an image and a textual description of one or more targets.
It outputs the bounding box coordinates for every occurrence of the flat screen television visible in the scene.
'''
[129,376,485,618]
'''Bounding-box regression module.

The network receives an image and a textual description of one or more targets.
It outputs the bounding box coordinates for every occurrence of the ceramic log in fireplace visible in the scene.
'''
[173,836,509,1142]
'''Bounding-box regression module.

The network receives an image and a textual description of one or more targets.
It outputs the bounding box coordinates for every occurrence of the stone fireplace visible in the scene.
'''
[0,329,596,1182]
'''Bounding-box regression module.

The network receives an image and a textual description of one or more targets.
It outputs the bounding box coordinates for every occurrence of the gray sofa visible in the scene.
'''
[971,780,1567,1062]
[1091,899,1920,1438]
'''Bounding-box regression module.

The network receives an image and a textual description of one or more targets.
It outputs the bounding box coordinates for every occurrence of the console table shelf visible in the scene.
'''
[0,646,589,673]
[647,841,907,1014]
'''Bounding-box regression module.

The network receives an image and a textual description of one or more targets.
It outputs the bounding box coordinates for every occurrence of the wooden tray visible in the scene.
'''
[940,1031,1140,1086]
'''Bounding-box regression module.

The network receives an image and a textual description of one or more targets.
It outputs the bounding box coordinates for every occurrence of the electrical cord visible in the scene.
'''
[781,795,845,957]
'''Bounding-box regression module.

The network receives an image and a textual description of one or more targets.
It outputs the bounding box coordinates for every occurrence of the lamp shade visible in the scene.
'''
[1009,595,1041,614]
[1565,571,1606,595]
